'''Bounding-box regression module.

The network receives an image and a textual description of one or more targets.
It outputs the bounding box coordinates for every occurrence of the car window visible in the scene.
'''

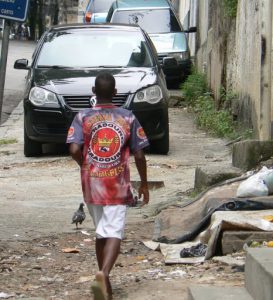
[150,32,188,52]
[111,8,181,33]
[36,29,154,68]
[88,0,114,13]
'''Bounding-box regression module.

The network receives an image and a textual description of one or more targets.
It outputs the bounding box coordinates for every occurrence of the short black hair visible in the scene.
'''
[95,72,116,99]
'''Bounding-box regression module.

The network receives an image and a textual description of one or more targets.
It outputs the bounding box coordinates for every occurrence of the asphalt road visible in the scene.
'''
[0,40,36,124]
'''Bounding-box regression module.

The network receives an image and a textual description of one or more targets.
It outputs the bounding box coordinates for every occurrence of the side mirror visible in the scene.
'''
[163,57,178,68]
[184,26,197,33]
[14,59,29,70]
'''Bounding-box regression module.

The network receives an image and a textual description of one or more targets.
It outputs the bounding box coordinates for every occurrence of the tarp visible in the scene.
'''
[144,210,273,264]
[145,176,273,264]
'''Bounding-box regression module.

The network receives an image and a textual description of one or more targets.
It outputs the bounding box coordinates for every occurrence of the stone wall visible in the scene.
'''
[178,0,198,57]
[77,0,89,22]
[180,0,272,137]
[233,0,261,130]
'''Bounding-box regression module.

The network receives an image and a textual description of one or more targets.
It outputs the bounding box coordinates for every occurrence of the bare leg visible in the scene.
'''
[94,237,121,299]
[101,238,121,297]
[96,238,106,269]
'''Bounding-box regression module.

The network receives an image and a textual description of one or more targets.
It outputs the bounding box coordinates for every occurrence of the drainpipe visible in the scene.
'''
[259,0,272,140]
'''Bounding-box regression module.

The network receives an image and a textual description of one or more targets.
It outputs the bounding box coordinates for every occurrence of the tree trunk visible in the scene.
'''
[28,0,38,40]
[38,0,45,38]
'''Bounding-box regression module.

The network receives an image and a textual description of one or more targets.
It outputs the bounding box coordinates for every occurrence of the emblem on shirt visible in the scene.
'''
[88,121,125,166]
[137,127,146,139]
[67,126,74,138]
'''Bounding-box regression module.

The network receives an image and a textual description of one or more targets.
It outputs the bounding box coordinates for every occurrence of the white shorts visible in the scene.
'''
[87,204,127,240]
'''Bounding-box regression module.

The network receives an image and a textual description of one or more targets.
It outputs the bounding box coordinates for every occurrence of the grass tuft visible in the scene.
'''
[181,70,253,140]
[0,138,18,145]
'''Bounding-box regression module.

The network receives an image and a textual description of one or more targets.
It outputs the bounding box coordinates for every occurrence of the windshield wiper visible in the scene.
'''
[97,65,124,68]
[37,65,71,69]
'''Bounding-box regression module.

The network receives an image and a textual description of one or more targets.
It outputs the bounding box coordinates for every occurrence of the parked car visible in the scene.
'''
[14,24,170,157]
[106,0,197,84]
[84,0,114,23]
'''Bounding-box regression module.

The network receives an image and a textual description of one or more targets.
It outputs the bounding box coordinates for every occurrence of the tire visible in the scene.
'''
[151,131,169,154]
[24,127,42,157]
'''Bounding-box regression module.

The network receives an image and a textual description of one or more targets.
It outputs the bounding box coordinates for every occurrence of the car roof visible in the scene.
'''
[113,0,171,9]
[48,23,142,32]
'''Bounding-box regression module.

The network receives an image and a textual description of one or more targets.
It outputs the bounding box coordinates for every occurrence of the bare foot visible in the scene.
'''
[91,271,108,300]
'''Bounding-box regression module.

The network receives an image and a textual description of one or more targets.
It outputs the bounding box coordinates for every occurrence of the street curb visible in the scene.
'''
[0,100,23,139]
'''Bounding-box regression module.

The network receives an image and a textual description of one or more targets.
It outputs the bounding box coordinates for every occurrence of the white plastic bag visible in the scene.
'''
[260,167,273,194]
[237,168,269,197]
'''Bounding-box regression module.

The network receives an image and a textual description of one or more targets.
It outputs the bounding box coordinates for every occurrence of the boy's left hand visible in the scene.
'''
[139,183,149,206]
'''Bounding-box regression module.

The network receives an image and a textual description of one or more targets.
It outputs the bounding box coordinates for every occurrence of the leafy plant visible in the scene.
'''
[223,0,238,18]
[181,71,208,106]
[195,94,236,138]
[181,71,253,140]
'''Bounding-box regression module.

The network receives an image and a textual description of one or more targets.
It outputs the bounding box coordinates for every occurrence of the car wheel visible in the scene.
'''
[151,131,169,155]
[24,127,42,157]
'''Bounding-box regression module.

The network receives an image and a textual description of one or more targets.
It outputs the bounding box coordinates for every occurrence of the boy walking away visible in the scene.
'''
[67,73,149,300]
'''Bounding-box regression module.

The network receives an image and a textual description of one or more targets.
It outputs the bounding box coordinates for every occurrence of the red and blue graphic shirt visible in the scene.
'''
[67,105,149,205]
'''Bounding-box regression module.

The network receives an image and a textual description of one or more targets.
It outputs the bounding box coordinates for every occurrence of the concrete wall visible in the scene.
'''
[178,0,198,57]
[78,0,89,22]
[180,0,272,136]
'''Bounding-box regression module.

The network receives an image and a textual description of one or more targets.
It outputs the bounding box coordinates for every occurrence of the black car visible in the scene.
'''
[14,24,170,157]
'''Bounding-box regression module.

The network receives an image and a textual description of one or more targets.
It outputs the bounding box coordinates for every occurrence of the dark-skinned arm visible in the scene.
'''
[69,143,83,167]
[134,149,149,206]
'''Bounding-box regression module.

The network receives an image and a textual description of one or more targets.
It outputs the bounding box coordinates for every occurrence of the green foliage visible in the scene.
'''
[0,138,17,145]
[194,94,236,138]
[223,0,238,18]
[181,71,208,106]
[181,71,253,140]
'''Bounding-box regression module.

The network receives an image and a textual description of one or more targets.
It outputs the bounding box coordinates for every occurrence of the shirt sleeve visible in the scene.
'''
[66,112,84,145]
[130,114,149,152]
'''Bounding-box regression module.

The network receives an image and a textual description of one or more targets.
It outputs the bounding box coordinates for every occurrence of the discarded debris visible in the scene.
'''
[81,230,90,236]
[39,275,64,282]
[0,292,15,299]
[61,248,80,253]
[212,255,245,267]
[83,238,92,243]
[267,241,273,247]
[263,215,273,222]
[76,275,93,283]
[180,243,207,258]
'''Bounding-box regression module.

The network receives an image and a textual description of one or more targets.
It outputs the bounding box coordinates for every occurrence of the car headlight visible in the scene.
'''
[134,85,162,104]
[29,87,60,107]
[169,52,190,62]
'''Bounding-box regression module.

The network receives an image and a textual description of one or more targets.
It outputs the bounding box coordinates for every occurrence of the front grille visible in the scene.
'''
[35,124,68,134]
[63,94,128,110]
[157,54,167,65]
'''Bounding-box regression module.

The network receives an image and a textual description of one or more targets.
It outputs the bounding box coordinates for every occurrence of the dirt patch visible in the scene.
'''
[0,222,244,300]
[0,107,241,299]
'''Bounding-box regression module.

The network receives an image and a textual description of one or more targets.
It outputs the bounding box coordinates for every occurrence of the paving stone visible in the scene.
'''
[194,165,242,191]
[232,140,273,171]
[188,285,252,300]
[245,248,273,300]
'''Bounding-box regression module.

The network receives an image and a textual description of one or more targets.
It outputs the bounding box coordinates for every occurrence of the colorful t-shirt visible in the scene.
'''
[67,104,149,206]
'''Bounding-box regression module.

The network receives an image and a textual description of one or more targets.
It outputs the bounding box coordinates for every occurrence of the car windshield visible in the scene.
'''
[36,29,154,68]
[150,32,188,52]
[88,0,114,13]
[111,8,181,33]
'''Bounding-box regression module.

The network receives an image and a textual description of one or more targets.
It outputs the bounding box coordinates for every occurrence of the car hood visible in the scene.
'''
[91,12,108,23]
[33,68,157,95]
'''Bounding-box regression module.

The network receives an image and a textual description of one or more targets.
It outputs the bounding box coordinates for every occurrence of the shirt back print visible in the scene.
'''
[67,105,149,205]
